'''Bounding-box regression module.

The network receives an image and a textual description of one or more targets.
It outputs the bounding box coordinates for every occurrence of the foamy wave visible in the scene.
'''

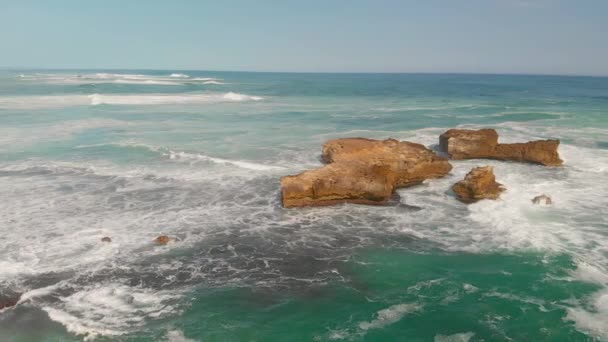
[167,150,285,171]
[566,289,608,340]
[16,72,223,86]
[89,92,262,105]
[434,332,475,342]
[113,79,182,86]
[0,92,264,109]
[222,92,262,101]
[358,303,421,330]
[166,330,198,342]
[43,284,182,340]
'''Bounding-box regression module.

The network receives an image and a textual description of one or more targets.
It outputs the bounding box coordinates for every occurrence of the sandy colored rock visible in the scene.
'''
[101,237,112,243]
[155,235,172,245]
[281,138,452,207]
[439,129,563,166]
[452,166,505,203]
[532,194,553,205]
[321,138,454,187]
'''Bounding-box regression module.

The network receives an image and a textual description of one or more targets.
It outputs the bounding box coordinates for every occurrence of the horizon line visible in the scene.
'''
[2,66,607,78]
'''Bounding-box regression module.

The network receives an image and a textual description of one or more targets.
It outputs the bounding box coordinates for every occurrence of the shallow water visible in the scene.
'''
[0,70,607,341]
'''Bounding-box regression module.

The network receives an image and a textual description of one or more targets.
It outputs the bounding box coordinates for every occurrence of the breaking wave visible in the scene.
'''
[0,92,263,109]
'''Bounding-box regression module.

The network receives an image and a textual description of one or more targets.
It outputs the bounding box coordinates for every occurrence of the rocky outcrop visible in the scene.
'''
[439,129,563,166]
[0,294,20,310]
[155,235,172,245]
[532,194,553,205]
[281,138,452,207]
[452,166,505,203]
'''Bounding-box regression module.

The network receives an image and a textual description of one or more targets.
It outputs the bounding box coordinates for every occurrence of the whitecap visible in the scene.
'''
[84,92,263,106]
[165,330,198,342]
[565,289,608,340]
[166,150,285,171]
[434,332,475,342]
[222,91,263,101]
[358,303,421,330]
[42,283,183,340]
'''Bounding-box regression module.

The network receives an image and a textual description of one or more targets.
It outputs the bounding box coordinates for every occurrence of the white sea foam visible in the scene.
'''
[165,330,198,342]
[222,91,263,101]
[566,289,608,340]
[0,92,263,109]
[434,332,475,342]
[358,303,421,330]
[90,92,262,105]
[16,72,224,86]
[166,150,285,171]
[2,120,607,339]
[113,79,182,86]
[43,284,182,340]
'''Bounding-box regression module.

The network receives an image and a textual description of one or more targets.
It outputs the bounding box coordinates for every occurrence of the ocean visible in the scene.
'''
[0,70,607,341]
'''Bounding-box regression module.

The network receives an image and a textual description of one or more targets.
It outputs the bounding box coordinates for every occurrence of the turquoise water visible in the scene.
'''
[0,71,607,341]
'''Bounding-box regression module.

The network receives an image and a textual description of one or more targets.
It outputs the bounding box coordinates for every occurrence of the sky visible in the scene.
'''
[1,0,607,75]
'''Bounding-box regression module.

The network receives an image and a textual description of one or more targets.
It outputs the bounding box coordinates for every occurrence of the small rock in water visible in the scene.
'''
[0,294,21,310]
[452,166,505,203]
[101,237,112,243]
[155,235,172,245]
[532,194,553,205]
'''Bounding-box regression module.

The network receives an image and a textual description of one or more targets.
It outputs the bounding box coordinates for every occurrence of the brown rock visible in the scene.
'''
[155,235,172,245]
[439,129,563,166]
[452,166,505,203]
[0,294,20,310]
[101,237,112,243]
[281,138,452,207]
[532,194,553,205]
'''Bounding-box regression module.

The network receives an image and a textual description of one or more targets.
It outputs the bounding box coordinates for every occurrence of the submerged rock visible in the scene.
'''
[0,294,20,310]
[281,138,452,207]
[439,128,563,166]
[452,166,505,203]
[155,235,172,245]
[532,194,553,205]
[101,237,112,243]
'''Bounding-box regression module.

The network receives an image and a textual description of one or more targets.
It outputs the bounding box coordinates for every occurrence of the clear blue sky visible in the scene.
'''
[1,0,607,75]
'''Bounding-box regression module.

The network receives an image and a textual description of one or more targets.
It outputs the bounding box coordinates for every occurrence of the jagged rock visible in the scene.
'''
[439,129,563,166]
[452,166,505,203]
[155,235,172,245]
[0,294,20,310]
[281,138,452,207]
[101,237,112,243]
[532,194,553,205]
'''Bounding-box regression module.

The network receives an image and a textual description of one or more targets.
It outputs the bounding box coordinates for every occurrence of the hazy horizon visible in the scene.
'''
[2,0,608,76]
[2,67,608,78]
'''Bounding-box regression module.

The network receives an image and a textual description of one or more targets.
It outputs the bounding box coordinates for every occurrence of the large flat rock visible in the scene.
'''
[439,128,563,166]
[281,138,452,208]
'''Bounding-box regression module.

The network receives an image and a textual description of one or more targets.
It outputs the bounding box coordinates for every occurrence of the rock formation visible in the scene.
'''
[155,235,172,245]
[281,138,452,207]
[452,166,505,203]
[101,237,112,243]
[532,194,553,205]
[439,129,563,166]
[0,294,20,310]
